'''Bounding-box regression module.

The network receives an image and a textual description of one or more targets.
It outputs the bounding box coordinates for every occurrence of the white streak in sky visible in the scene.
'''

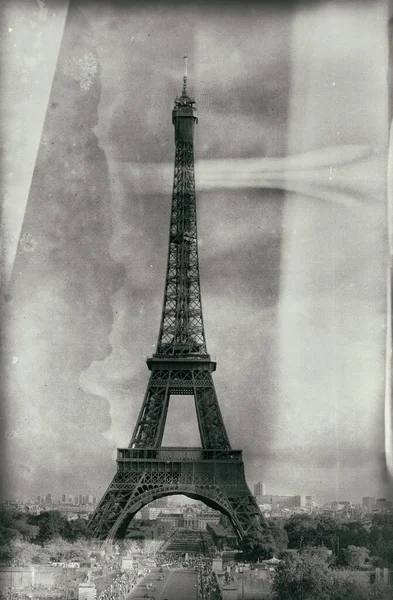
[386,122,393,479]
[1,1,69,289]
[278,0,388,501]
[112,144,384,210]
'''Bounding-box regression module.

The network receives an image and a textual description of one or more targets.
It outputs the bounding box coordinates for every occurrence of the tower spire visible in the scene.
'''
[182,54,188,96]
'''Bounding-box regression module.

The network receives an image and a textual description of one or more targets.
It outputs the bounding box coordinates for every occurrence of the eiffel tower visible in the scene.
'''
[89,59,267,542]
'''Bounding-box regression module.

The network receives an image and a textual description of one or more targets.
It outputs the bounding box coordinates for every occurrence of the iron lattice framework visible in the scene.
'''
[157,140,206,358]
[89,68,267,543]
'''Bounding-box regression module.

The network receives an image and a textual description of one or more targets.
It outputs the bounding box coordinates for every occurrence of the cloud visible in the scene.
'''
[110,144,385,210]
[4,2,124,497]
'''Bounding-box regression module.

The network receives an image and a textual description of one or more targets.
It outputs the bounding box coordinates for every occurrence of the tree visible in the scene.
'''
[368,513,393,566]
[239,534,272,561]
[329,577,392,600]
[337,521,370,552]
[43,538,90,563]
[29,511,68,544]
[239,523,278,561]
[12,519,39,542]
[64,518,92,541]
[314,515,339,552]
[284,515,318,550]
[342,545,370,568]
[272,552,333,600]
[0,507,17,560]
[0,507,21,542]
[0,506,36,561]
[268,518,288,554]
[329,577,374,600]
[219,514,231,529]
[273,553,392,600]
[9,539,46,566]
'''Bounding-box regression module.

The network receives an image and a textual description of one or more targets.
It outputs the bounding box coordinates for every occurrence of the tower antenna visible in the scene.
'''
[182,55,188,95]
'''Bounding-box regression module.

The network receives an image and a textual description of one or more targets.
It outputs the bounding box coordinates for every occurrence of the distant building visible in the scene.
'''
[305,495,316,509]
[58,493,97,505]
[376,498,387,510]
[57,504,95,520]
[155,510,220,530]
[331,501,352,511]
[254,482,266,497]
[155,512,179,528]
[193,512,221,530]
[126,521,171,542]
[140,506,166,520]
[256,494,304,509]
[27,504,42,515]
[149,497,169,508]
[362,496,376,509]
[45,493,52,504]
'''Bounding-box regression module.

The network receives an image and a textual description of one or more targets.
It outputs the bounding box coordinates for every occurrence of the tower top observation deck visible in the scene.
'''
[172,56,198,142]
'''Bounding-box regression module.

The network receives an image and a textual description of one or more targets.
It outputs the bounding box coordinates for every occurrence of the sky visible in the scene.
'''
[1,0,393,506]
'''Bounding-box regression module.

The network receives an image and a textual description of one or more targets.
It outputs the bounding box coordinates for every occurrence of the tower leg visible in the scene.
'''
[130,371,171,448]
[193,371,230,449]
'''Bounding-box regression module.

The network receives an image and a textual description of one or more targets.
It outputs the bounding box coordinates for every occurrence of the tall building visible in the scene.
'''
[376,498,387,509]
[362,496,376,508]
[254,481,266,496]
[305,495,316,509]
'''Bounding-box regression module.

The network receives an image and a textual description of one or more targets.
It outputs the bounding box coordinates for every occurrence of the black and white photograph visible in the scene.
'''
[1,1,393,599]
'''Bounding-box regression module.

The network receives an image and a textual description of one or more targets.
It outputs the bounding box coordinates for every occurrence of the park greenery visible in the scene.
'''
[1,505,393,599]
[237,512,393,568]
[0,507,92,565]
[272,552,392,600]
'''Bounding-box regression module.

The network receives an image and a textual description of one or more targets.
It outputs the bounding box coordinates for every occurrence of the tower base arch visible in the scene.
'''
[88,448,267,543]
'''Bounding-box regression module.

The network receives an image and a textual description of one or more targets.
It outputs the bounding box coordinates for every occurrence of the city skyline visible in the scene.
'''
[5,488,392,509]
[2,0,392,510]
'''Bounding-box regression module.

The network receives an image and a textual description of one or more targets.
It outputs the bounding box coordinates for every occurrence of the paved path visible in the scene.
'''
[127,568,198,600]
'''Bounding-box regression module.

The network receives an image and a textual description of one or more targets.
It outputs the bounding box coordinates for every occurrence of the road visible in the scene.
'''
[127,568,198,600]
